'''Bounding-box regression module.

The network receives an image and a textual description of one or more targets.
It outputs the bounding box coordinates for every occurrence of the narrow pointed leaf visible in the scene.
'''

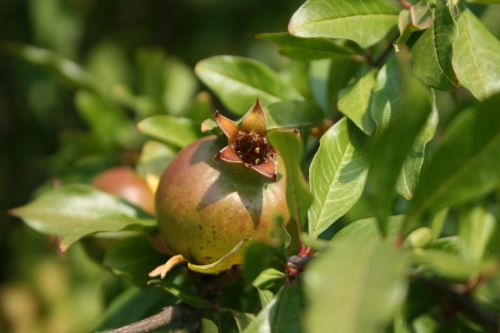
[396,103,439,200]
[405,93,500,230]
[10,185,154,250]
[268,131,312,228]
[338,68,377,134]
[452,9,500,100]
[308,118,368,238]
[289,0,398,48]
[195,56,303,115]
[411,0,458,90]
[258,32,360,60]
[305,238,407,333]
[366,59,433,233]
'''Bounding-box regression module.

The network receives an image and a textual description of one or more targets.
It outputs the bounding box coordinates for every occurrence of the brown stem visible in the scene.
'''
[399,0,412,9]
[106,305,191,333]
[414,275,500,332]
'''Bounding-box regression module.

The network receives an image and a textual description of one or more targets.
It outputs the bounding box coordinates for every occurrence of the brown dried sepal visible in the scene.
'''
[214,99,278,181]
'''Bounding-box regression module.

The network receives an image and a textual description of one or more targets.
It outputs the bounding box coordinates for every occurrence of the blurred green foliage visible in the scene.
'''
[0,0,302,331]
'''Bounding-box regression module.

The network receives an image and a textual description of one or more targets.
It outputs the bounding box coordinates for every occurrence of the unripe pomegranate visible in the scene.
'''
[155,101,290,272]
[92,167,155,215]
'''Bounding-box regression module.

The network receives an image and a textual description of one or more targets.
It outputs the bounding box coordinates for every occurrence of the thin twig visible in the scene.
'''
[106,305,191,333]
[414,275,500,332]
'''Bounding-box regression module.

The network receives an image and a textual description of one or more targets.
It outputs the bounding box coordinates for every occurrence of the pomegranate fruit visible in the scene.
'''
[155,101,290,271]
[92,166,155,215]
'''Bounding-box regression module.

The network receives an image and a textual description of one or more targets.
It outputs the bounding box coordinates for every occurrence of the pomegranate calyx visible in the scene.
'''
[214,99,278,181]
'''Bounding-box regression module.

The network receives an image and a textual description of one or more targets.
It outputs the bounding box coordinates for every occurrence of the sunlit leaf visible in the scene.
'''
[163,58,198,116]
[308,118,368,238]
[289,0,398,48]
[338,68,377,134]
[452,9,500,100]
[10,185,154,250]
[305,238,407,333]
[458,207,496,262]
[137,115,198,148]
[195,56,303,115]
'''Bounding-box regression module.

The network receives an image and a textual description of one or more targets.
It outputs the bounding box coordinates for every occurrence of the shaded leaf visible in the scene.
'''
[258,32,360,60]
[252,268,285,291]
[395,2,433,50]
[308,118,368,238]
[453,9,500,100]
[10,185,153,250]
[103,236,164,286]
[93,287,174,331]
[268,131,312,228]
[396,102,439,200]
[411,0,458,90]
[338,68,377,134]
[195,56,303,115]
[137,115,198,149]
[163,58,198,116]
[405,93,500,231]
[332,215,404,244]
[136,140,175,192]
[366,57,433,233]
[289,0,398,48]
[267,100,324,129]
[305,238,407,333]
[243,281,302,333]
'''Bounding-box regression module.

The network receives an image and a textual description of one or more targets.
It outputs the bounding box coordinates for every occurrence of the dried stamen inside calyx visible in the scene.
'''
[232,130,273,166]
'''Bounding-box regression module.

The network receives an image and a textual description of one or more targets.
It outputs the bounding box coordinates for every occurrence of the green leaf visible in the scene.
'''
[8,44,98,91]
[10,185,154,250]
[93,287,174,331]
[411,0,458,90]
[308,118,368,238]
[136,140,175,182]
[103,236,165,286]
[466,0,500,3]
[258,32,360,60]
[75,90,136,148]
[267,100,325,129]
[288,0,398,48]
[332,215,404,244]
[243,281,303,333]
[396,103,439,200]
[395,2,433,50]
[268,131,312,228]
[252,268,285,291]
[410,249,482,281]
[137,115,198,149]
[458,207,496,262]
[338,68,377,134]
[305,238,407,333]
[366,58,433,232]
[405,93,500,230]
[87,41,132,90]
[195,56,303,115]
[202,318,219,333]
[163,58,198,116]
[370,55,401,131]
[452,9,500,100]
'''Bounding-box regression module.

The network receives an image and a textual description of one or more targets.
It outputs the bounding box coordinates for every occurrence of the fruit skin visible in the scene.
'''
[156,135,289,268]
[92,167,155,215]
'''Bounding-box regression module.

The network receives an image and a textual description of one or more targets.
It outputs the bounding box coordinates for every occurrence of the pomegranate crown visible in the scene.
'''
[214,99,278,181]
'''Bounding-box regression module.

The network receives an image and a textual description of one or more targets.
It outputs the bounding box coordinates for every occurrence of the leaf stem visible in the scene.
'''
[106,305,192,333]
